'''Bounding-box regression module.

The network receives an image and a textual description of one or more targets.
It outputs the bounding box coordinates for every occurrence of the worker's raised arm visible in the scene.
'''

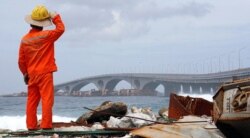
[47,12,65,41]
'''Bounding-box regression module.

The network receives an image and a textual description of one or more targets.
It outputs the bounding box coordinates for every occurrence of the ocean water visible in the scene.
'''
[0,94,212,130]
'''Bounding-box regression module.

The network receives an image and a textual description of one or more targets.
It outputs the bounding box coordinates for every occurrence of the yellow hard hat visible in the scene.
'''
[25,5,52,27]
[31,5,50,21]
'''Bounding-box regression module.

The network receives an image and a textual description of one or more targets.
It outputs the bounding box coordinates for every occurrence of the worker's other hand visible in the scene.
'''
[49,11,57,19]
[24,74,29,85]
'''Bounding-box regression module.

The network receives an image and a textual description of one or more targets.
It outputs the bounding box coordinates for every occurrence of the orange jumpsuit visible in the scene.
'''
[18,15,64,129]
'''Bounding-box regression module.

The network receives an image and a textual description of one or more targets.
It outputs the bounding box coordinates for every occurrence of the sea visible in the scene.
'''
[0,94,213,130]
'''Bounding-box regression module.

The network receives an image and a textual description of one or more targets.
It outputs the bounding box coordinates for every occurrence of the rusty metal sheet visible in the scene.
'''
[168,93,213,119]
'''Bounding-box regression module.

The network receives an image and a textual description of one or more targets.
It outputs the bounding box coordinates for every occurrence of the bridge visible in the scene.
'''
[55,68,250,96]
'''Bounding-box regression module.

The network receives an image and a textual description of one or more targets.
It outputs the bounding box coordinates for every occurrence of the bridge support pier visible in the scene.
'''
[164,83,180,97]
[192,84,200,93]
[182,84,191,93]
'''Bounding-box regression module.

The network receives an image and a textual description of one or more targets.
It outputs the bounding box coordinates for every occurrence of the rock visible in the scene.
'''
[0,129,10,132]
[0,129,10,138]
[107,116,132,128]
[90,122,104,130]
[131,106,156,120]
[107,107,157,128]
[76,101,127,124]
[126,112,156,127]
[158,107,168,117]
[54,126,90,131]
[106,116,122,128]
[101,101,112,106]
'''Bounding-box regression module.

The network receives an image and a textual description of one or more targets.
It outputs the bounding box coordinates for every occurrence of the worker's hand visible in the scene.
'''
[49,11,58,19]
[24,74,29,85]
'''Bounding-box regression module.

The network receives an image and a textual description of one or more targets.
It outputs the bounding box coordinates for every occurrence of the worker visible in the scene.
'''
[18,5,65,130]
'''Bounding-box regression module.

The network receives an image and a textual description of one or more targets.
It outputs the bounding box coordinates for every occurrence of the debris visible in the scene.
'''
[168,93,213,119]
[90,122,105,130]
[131,115,225,138]
[158,107,168,117]
[54,126,90,131]
[76,101,127,124]
[213,78,250,138]
[106,107,157,128]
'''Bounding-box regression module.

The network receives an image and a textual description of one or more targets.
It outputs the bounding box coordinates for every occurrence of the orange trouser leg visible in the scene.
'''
[26,84,40,129]
[39,73,54,129]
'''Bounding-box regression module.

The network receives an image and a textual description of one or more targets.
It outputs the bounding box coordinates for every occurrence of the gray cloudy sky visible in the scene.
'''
[0,0,250,94]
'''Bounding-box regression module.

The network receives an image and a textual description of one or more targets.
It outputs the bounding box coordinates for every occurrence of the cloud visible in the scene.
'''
[123,1,212,21]
[45,0,212,44]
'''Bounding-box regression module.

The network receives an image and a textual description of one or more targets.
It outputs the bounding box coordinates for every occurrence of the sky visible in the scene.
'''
[0,0,250,94]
